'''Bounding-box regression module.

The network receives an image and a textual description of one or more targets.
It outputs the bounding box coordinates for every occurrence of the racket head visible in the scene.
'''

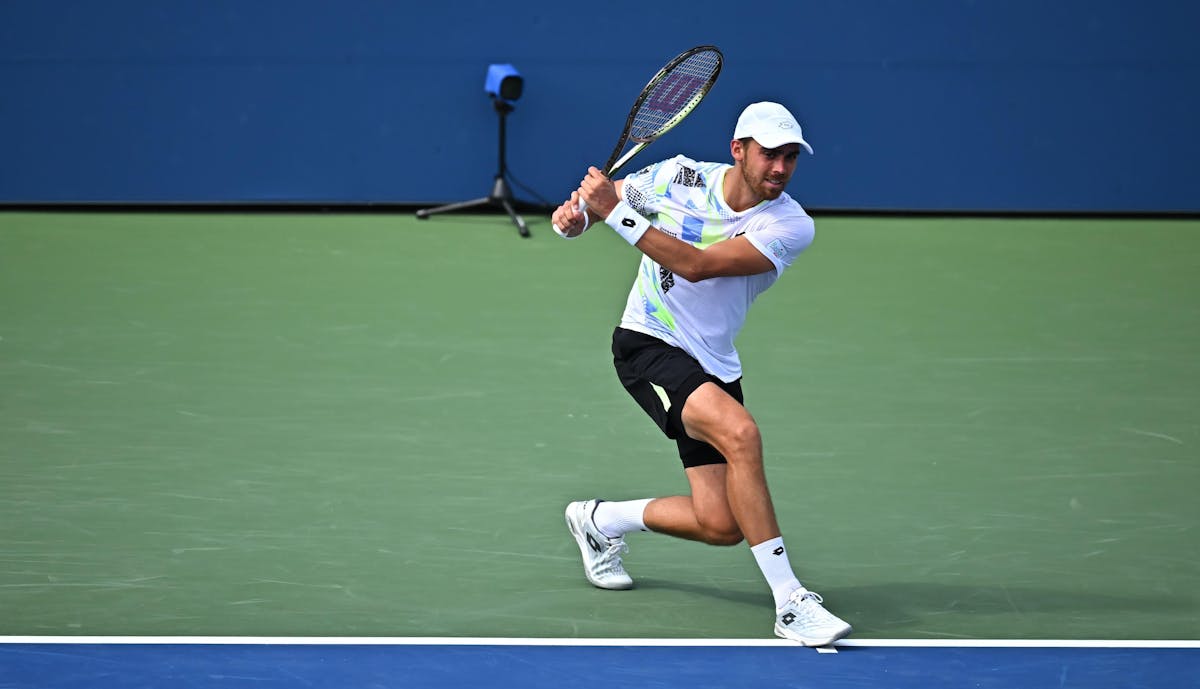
[604,46,723,175]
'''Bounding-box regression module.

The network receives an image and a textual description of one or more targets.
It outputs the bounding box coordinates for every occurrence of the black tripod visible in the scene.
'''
[416,98,530,238]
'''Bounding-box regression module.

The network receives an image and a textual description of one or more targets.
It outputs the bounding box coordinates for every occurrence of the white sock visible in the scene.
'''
[750,537,804,609]
[592,498,653,539]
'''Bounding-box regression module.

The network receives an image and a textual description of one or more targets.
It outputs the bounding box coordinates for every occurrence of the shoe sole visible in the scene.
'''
[565,502,633,591]
[773,622,853,647]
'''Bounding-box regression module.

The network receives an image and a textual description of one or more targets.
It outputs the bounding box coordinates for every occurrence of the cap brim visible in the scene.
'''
[752,134,814,154]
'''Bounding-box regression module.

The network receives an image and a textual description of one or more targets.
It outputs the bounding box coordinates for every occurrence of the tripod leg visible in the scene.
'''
[416,197,493,219]
[498,197,530,238]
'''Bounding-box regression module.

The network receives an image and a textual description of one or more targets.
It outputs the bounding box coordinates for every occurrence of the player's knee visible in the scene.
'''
[709,529,745,547]
[698,516,744,546]
[704,527,744,547]
[722,419,762,464]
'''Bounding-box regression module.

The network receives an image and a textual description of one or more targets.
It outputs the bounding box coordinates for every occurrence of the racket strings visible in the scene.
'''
[630,50,721,141]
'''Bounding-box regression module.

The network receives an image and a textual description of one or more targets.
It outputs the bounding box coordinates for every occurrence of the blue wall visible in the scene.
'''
[1,1,1197,212]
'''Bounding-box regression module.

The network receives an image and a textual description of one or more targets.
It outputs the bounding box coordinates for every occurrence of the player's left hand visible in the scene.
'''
[551,191,589,238]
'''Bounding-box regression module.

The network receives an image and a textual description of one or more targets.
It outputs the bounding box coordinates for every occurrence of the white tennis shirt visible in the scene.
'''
[617,155,815,382]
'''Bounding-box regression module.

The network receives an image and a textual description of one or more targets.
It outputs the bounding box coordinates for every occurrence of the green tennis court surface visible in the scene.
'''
[1,211,1196,640]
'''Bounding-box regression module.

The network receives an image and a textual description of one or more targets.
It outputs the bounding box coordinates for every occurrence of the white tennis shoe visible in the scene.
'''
[565,500,634,590]
[774,588,853,647]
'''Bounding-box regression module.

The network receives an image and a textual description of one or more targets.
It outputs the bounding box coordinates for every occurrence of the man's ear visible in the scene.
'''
[730,138,745,162]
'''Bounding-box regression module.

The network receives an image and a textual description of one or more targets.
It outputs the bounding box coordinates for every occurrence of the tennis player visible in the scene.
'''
[553,102,852,647]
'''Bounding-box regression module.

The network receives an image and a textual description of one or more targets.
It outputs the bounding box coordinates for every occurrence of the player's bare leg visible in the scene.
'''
[672,381,852,646]
[567,382,851,645]
[677,382,780,545]
[642,465,743,546]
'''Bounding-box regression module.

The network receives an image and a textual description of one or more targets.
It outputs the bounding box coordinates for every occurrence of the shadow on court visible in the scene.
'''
[837,582,1190,637]
[632,578,1191,640]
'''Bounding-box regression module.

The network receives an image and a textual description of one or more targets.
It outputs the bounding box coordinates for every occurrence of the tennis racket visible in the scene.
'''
[554,45,723,235]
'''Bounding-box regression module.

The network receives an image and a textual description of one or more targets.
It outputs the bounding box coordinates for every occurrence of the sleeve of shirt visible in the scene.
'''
[745,213,815,275]
[620,157,682,215]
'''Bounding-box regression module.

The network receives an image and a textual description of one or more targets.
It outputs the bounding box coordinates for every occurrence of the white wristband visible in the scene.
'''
[604,200,652,246]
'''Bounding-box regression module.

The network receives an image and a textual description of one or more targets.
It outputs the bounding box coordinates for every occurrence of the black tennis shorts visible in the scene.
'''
[611,327,744,468]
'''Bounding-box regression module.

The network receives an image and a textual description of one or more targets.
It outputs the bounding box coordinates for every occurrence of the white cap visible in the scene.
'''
[733,102,813,154]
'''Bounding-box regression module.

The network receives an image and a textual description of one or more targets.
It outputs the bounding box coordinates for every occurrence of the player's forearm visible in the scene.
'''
[631,229,708,282]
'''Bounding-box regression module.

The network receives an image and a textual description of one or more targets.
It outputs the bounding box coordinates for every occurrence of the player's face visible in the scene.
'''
[737,140,801,201]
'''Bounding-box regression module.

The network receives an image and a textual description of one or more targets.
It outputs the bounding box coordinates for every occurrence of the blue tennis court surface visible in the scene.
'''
[2,638,1196,688]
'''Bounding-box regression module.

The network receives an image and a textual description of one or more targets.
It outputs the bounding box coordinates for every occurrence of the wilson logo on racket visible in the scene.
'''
[647,74,707,113]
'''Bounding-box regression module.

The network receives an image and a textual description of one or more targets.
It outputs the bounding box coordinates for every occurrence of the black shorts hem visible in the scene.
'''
[611,327,744,469]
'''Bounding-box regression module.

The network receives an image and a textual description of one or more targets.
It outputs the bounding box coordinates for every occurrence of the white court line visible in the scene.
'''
[0,637,1196,649]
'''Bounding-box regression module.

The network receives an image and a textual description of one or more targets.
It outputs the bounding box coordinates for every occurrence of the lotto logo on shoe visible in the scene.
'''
[773,547,785,556]
[781,612,796,626]
[586,533,604,554]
